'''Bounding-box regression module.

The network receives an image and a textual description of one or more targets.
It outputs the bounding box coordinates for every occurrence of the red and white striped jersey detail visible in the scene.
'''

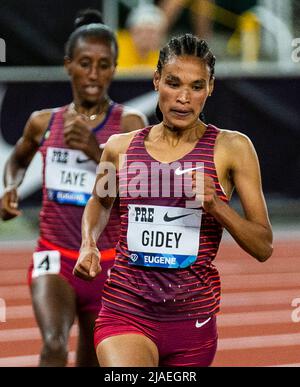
[102,124,229,321]
[38,103,123,252]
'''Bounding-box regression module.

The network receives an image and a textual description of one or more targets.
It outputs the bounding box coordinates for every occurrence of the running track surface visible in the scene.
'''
[0,236,300,367]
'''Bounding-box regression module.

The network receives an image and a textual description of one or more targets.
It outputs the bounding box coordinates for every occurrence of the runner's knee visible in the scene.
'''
[42,333,67,357]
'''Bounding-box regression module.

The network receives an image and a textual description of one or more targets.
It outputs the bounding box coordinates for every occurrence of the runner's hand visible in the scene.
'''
[64,115,100,162]
[191,172,218,213]
[73,246,102,281]
[0,188,22,221]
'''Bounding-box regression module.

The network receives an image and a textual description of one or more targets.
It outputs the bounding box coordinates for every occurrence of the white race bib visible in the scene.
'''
[45,147,97,206]
[32,250,61,278]
[127,204,202,269]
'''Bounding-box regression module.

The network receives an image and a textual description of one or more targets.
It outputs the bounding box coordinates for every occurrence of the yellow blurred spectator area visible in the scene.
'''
[116,3,167,73]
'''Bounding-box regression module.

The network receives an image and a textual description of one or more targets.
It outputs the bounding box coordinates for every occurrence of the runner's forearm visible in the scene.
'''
[4,134,39,190]
[3,154,27,190]
[209,198,273,262]
[81,195,112,248]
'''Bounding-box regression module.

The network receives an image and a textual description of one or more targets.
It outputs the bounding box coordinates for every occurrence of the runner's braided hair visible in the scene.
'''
[156,34,215,122]
[65,8,118,62]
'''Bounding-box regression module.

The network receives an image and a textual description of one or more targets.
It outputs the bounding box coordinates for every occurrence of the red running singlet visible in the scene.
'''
[38,102,122,253]
[102,124,228,321]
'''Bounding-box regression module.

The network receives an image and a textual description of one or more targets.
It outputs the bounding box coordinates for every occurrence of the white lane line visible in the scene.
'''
[1,326,299,352]
[0,306,294,325]
[1,332,300,366]
[0,325,78,342]
[217,258,300,275]
[218,332,300,351]
[6,305,34,319]
[221,229,300,241]
[222,272,300,290]
[0,286,30,300]
[0,270,27,285]
[1,306,294,326]
[0,351,76,367]
[0,354,40,367]
[218,309,293,327]
[221,289,300,307]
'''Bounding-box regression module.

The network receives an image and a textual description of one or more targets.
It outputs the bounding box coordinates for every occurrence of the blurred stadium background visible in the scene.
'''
[0,0,300,367]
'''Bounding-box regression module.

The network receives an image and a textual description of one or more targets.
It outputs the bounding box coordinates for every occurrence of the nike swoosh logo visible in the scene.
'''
[76,157,91,164]
[195,317,211,328]
[163,213,193,222]
[175,166,204,175]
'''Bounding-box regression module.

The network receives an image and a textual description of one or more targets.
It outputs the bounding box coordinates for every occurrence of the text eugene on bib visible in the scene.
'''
[127,204,202,269]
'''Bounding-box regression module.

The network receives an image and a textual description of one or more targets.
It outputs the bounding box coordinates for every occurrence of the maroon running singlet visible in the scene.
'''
[94,124,227,365]
[28,102,124,313]
[101,124,228,321]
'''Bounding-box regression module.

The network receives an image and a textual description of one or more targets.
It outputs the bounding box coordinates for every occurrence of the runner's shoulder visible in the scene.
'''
[216,128,254,153]
[105,128,143,155]
[27,108,57,135]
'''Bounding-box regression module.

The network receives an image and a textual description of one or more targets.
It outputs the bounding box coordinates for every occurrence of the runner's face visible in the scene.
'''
[65,37,116,106]
[154,55,214,130]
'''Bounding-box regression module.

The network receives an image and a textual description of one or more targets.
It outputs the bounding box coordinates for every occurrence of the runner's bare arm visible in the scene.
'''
[200,131,273,262]
[121,112,147,133]
[1,110,51,220]
[73,131,137,280]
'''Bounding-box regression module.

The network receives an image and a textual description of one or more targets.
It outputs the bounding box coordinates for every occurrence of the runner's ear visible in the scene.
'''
[153,70,160,91]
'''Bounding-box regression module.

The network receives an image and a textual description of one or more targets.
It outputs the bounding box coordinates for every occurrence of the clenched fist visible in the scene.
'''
[64,113,101,162]
[73,245,102,281]
[0,188,22,221]
[191,171,219,213]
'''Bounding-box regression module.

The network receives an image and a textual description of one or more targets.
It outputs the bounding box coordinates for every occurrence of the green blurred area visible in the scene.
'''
[0,207,39,241]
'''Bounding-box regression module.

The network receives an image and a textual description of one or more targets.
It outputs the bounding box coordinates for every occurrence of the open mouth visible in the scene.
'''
[84,85,101,95]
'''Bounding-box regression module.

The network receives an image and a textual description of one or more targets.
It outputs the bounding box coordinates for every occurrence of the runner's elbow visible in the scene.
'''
[255,243,273,262]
